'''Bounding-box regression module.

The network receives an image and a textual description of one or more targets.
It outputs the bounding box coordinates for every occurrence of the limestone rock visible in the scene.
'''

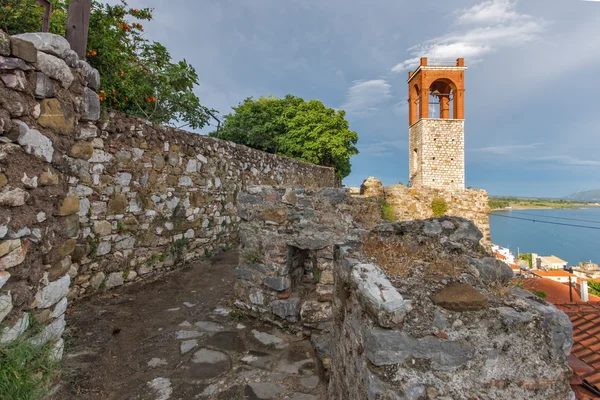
[37,98,75,131]
[69,141,94,160]
[30,313,66,346]
[0,187,29,207]
[36,51,74,88]
[78,124,97,139]
[21,173,37,189]
[0,271,10,289]
[90,272,105,290]
[77,60,100,90]
[82,87,100,121]
[93,221,112,236]
[0,292,13,323]
[109,194,127,214]
[12,33,71,58]
[364,327,474,369]
[468,257,514,283]
[105,272,124,289]
[0,313,29,344]
[300,300,332,323]
[9,37,37,63]
[1,70,26,91]
[263,208,286,224]
[432,283,488,312]
[36,274,70,309]
[39,169,59,186]
[49,257,72,281]
[0,55,33,71]
[270,298,300,322]
[9,120,54,162]
[35,72,55,99]
[0,239,21,258]
[0,31,9,56]
[58,196,80,216]
[360,177,385,198]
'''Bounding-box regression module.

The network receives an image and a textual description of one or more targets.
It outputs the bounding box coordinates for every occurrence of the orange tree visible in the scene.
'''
[1,0,214,129]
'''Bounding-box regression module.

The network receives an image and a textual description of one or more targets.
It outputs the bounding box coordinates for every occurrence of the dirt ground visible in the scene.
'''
[52,251,325,400]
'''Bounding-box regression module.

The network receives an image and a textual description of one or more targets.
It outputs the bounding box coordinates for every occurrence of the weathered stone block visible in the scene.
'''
[9,120,54,162]
[300,300,332,323]
[432,283,488,312]
[0,31,9,56]
[271,298,300,322]
[9,37,37,63]
[36,51,74,88]
[263,208,286,224]
[58,196,80,216]
[109,194,127,214]
[82,87,100,121]
[69,141,94,160]
[0,239,28,269]
[37,98,75,131]
[0,187,29,207]
[12,33,71,58]
[35,274,70,309]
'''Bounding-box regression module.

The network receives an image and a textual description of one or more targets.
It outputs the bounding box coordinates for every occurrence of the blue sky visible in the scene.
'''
[116,0,600,197]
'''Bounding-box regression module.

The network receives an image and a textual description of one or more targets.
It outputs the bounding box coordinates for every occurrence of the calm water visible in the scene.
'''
[489,208,600,266]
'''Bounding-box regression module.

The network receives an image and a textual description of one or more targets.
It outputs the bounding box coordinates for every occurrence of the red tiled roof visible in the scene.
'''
[522,279,600,303]
[557,302,600,398]
[533,270,574,277]
[495,252,507,260]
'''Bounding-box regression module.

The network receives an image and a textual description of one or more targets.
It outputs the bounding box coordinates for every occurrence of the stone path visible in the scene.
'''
[53,251,326,400]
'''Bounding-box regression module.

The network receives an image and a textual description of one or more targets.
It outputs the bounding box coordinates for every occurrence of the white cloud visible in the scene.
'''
[341,79,392,116]
[533,156,600,166]
[359,139,406,157]
[391,0,546,72]
[472,142,542,155]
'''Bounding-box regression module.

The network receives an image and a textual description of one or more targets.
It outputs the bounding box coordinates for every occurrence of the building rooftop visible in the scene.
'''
[522,278,600,303]
[540,255,568,264]
[556,302,600,398]
[533,270,574,278]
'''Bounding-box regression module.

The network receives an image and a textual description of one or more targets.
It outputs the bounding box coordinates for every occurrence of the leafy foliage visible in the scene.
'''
[381,200,395,223]
[519,253,532,268]
[431,197,448,217]
[589,280,600,297]
[531,289,547,299]
[212,95,359,179]
[0,0,66,34]
[1,0,213,129]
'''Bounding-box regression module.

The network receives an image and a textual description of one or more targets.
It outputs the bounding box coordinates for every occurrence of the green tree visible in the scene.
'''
[212,95,359,179]
[589,280,600,297]
[2,0,213,129]
[519,253,533,268]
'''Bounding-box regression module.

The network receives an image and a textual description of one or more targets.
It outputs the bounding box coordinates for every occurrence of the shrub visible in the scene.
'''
[381,200,395,223]
[532,289,547,299]
[431,197,447,217]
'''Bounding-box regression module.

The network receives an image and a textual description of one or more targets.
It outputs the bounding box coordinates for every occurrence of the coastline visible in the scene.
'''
[491,204,600,212]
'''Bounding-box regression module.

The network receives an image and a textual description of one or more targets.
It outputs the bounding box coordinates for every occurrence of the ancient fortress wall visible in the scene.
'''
[409,118,465,190]
[234,187,573,399]
[360,177,491,247]
[0,33,335,349]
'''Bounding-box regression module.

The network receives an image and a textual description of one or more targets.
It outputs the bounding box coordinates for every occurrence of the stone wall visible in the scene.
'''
[409,118,464,190]
[359,177,491,247]
[0,32,335,353]
[234,186,379,331]
[328,219,573,400]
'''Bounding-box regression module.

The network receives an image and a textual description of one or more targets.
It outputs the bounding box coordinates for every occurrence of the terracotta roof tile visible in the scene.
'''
[557,302,600,395]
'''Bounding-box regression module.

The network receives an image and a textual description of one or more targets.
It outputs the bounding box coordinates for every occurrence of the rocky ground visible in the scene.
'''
[52,251,326,400]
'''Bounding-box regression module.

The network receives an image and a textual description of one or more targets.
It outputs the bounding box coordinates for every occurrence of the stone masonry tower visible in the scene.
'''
[407,57,466,190]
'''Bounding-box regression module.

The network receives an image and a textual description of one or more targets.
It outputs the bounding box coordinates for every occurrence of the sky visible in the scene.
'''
[112,0,600,197]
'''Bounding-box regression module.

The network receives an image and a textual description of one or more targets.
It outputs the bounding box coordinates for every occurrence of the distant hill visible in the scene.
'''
[566,189,600,202]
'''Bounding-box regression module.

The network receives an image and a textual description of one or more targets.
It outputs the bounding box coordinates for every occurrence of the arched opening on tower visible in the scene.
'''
[429,79,457,120]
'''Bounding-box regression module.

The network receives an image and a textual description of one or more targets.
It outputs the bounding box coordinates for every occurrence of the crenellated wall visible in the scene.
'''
[0,32,335,352]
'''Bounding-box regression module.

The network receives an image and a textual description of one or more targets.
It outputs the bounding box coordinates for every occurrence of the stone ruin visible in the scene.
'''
[234,186,574,399]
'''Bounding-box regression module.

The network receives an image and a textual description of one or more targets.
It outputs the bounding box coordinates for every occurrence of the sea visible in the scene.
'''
[489,207,600,266]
